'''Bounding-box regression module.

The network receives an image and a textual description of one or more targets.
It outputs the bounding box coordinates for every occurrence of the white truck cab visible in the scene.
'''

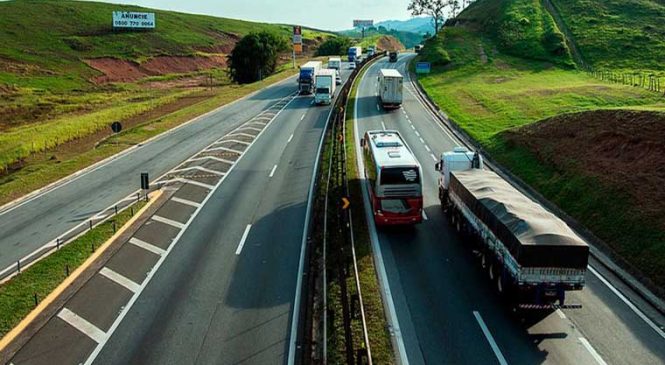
[435,146,483,201]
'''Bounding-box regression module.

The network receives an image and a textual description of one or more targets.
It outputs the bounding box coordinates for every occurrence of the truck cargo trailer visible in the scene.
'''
[314,69,336,105]
[378,69,403,109]
[436,149,588,308]
[298,61,322,94]
[328,57,341,70]
[348,46,362,62]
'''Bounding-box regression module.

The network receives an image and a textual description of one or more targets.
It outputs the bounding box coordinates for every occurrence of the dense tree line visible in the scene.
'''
[227,31,289,84]
[315,36,353,56]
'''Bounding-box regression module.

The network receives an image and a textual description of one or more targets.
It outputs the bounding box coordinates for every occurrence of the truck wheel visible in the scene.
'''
[488,262,495,281]
[480,253,487,269]
[497,274,504,294]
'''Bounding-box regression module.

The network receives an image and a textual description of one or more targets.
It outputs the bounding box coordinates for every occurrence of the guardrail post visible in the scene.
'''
[114,205,118,215]
[65,264,69,277]
[17,260,21,273]
[89,220,93,230]
[56,237,60,250]
[136,192,140,202]
[34,293,38,307]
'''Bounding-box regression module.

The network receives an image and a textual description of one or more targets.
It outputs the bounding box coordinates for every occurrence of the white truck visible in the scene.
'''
[377,69,403,109]
[328,57,342,70]
[298,61,322,94]
[435,147,589,309]
[314,69,337,105]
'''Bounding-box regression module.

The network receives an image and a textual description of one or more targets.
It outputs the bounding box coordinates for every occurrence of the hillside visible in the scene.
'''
[375,16,435,35]
[0,0,331,90]
[417,0,665,289]
[341,27,420,49]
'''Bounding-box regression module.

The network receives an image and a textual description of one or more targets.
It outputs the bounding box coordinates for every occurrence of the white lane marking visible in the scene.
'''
[171,165,224,176]
[431,153,438,162]
[269,164,278,178]
[425,145,431,152]
[376,104,380,111]
[217,138,251,146]
[235,224,252,255]
[556,309,567,319]
[579,337,608,365]
[422,211,428,220]
[300,114,305,121]
[169,177,215,190]
[310,100,314,105]
[473,311,508,365]
[235,126,263,133]
[188,155,234,165]
[99,267,140,293]
[419,137,425,144]
[171,196,201,208]
[58,308,106,343]
[415,130,420,137]
[151,215,186,229]
[287,133,294,143]
[206,146,244,154]
[381,121,387,130]
[410,124,416,130]
[129,237,165,256]
[588,266,665,339]
[226,132,255,139]
[85,93,298,365]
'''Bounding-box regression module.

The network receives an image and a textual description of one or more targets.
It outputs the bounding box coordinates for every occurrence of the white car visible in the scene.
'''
[349,62,356,69]
[335,74,342,85]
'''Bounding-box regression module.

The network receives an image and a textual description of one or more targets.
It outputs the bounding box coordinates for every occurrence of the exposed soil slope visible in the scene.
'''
[85,56,228,83]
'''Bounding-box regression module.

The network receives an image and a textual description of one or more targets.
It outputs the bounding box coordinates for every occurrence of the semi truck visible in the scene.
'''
[348,46,362,62]
[367,46,376,57]
[377,69,403,109]
[436,147,589,308]
[298,61,322,94]
[314,69,336,105]
[389,51,398,62]
[328,57,341,70]
[415,44,423,54]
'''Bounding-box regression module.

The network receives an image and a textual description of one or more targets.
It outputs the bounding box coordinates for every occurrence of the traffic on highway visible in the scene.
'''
[0,2,664,365]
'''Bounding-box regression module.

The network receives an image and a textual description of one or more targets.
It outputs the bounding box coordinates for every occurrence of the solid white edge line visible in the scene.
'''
[58,308,106,344]
[269,164,278,178]
[83,92,298,365]
[235,224,253,255]
[353,60,409,365]
[128,237,165,256]
[579,337,608,365]
[473,311,508,365]
[0,74,298,217]
[171,196,201,208]
[422,211,428,220]
[556,309,567,319]
[287,89,338,365]
[99,267,140,293]
[151,215,186,229]
[588,266,665,339]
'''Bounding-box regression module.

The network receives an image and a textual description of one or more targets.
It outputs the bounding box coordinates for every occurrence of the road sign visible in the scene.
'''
[353,20,374,28]
[416,62,431,74]
[140,172,149,190]
[111,121,122,133]
[294,43,303,54]
[293,26,302,44]
[342,197,350,210]
[112,11,155,29]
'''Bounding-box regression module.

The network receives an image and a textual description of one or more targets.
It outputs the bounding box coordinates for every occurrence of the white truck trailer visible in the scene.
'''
[378,69,403,109]
[435,147,589,308]
[328,57,342,70]
[314,69,337,105]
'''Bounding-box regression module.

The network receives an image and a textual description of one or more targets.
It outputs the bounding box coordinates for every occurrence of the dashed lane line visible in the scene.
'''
[287,133,294,143]
[269,164,278,178]
[235,224,252,255]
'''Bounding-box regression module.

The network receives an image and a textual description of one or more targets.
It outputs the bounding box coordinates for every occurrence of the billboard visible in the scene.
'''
[112,11,156,29]
[293,26,302,44]
[353,20,374,28]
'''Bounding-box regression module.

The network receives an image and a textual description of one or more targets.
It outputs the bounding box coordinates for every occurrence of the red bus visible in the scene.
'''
[361,130,423,225]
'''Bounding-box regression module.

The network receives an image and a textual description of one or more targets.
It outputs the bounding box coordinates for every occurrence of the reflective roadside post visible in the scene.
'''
[141,172,149,201]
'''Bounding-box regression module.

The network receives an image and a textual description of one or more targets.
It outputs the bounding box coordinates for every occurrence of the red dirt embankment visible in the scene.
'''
[85,55,227,84]
[376,36,405,51]
[504,109,665,226]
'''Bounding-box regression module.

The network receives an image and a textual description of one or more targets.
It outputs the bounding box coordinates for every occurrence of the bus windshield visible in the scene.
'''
[380,167,419,185]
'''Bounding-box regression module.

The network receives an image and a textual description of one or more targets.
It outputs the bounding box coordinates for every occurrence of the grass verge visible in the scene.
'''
[0,199,147,337]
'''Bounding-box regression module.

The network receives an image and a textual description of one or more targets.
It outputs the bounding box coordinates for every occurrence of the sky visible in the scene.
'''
[92,0,414,31]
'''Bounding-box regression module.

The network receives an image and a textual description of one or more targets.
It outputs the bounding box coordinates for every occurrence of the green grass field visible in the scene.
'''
[418,0,665,288]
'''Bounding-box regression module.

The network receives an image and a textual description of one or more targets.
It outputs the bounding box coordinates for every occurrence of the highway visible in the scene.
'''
[7,66,352,364]
[0,75,302,272]
[353,53,665,365]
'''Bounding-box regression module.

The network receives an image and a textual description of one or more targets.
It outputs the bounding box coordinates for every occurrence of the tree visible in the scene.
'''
[447,0,461,18]
[408,0,448,34]
[316,36,353,56]
[227,31,289,84]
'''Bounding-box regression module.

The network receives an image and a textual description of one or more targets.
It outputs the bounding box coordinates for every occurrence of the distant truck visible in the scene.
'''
[299,61,322,94]
[377,69,403,109]
[314,69,337,105]
[348,46,362,62]
[367,46,376,57]
[414,44,423,54]
[436,147,589,308]
[328,57,341,70]
[389,51,398,62]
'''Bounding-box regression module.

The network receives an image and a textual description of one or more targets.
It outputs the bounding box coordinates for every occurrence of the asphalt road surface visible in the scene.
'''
[353,53,665,365]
